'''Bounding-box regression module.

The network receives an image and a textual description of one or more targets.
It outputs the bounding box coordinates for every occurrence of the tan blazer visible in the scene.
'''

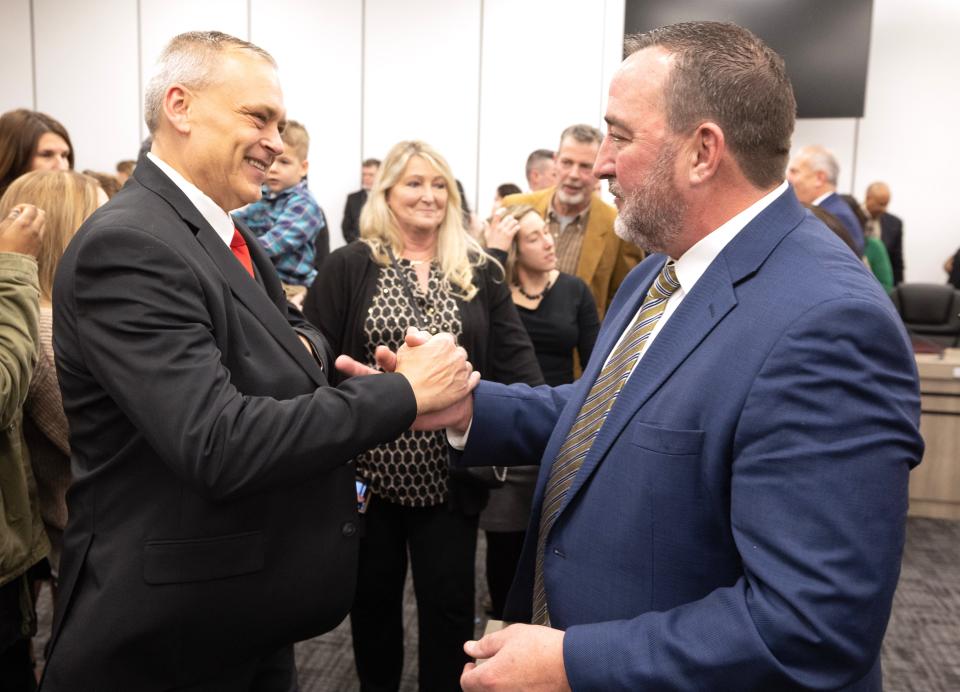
[502,186,644,319]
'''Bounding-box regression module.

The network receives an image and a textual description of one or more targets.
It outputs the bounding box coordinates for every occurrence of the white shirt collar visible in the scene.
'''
[672,180,789,295]
[147,152,236,246]
[811,190,833,206]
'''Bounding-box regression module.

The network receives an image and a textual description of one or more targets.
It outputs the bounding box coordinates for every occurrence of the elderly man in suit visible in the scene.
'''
[787,144,865,256]
[502,125,644,319]
[377,21,922,692]
[41,31,475,692]
[865,181,904,285]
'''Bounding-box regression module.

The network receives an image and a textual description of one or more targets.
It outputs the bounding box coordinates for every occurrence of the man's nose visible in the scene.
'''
[594,139,615,179]
[264,125,284,156]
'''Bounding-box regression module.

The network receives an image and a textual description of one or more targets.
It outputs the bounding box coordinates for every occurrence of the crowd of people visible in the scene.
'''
[0,19,928,692]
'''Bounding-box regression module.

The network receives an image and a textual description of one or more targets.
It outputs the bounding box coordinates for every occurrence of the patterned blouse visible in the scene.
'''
[355,259,463,507]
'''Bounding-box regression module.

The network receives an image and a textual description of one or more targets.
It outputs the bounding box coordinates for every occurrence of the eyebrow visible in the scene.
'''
[604,115,630,133]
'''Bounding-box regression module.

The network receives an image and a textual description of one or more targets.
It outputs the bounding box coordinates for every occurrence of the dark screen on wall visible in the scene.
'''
[624,0,873,118]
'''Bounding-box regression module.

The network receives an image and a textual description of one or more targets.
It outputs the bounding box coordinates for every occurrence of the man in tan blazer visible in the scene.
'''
[503,124,644,319]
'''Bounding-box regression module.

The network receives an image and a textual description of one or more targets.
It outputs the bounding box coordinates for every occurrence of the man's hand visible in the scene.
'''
[461,624,570,692]
[411,391,473,433]
[395,331,480,414]
[485,207,520,252]
[335,328,431,378]
[0,204,46,258]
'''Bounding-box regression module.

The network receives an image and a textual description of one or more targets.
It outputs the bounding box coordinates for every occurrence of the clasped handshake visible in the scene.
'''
[336,327,477,433]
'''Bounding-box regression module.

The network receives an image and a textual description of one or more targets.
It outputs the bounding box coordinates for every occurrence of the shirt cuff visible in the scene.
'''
[445,417,473,450]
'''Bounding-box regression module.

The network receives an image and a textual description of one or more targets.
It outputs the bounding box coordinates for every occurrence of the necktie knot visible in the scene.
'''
[649,260,680,301]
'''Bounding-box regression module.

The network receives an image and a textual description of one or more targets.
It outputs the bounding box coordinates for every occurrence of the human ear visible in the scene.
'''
[688,123,723,185]
[163,85,192,135]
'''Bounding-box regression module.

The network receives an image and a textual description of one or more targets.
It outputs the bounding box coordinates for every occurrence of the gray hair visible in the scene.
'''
[143,31,276,134]
[558,124,603,149]
[798,145,839,186]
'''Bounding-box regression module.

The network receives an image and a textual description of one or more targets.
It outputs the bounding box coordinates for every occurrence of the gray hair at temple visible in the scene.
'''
[625,21,796,189]
[558,124,603,148]
[143,31,276,134]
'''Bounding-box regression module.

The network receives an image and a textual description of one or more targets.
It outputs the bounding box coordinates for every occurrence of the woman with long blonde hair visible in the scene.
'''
[0,170,106,573]
[304,140,542,691]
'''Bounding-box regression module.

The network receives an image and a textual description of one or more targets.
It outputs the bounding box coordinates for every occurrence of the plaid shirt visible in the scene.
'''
[233,180,325,286]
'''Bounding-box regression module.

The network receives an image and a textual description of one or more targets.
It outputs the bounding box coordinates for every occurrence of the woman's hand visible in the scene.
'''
[484,207,519,252]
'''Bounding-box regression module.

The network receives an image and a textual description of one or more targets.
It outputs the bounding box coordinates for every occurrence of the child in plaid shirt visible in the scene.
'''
[233,120,328,304]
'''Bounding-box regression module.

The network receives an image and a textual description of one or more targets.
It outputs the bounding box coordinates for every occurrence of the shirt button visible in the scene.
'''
[341,522,357,537]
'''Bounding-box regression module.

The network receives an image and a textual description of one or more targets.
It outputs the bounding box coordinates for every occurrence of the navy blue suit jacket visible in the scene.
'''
[819,191,865,256]
[460,188,922,690]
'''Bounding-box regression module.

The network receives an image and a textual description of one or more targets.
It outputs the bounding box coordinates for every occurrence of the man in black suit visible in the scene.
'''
[340,158,379,244]
[41,31,475,692]
[865,181,904,285]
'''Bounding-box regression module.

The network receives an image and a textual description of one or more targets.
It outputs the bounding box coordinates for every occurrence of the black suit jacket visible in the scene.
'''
[42,155,417,691]
[341,188,367,244]
[879,212,904,285]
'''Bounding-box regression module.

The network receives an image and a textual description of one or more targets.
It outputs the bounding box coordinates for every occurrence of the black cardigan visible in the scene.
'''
[304,240,544,513]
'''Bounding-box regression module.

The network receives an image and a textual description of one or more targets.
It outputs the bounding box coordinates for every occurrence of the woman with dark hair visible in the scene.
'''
[304,140,541,691]
[0,109,74,198]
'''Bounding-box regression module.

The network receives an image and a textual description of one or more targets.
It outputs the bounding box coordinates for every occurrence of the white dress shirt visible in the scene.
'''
[147,152,235,247]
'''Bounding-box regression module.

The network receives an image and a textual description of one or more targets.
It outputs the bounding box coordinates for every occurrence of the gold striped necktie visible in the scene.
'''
[531,260,680,626]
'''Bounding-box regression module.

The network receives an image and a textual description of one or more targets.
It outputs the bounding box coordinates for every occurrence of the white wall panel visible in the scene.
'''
[139,0,248,143]
[33,0,140,172]
[0,0,35,113]
[855,0,960,284]
[251,0,362,249]
[364,0,482,213]
[477,0,609,214]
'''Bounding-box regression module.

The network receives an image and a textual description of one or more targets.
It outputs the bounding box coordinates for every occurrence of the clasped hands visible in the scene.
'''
[336,327,476,432]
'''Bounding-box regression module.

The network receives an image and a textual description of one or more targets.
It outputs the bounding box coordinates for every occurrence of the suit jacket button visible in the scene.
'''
[342,521,357,537]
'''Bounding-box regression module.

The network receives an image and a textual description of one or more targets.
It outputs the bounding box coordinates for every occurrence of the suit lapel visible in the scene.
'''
[575,196,608,285]
[553,187,807,516]
[135,155,325,387]
[200,221,325,387]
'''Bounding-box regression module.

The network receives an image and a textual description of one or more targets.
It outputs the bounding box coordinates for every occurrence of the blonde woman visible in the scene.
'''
[0,170,106,574]
[304,140,542,691]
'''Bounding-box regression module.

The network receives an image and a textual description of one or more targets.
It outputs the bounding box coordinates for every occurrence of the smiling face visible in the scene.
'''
[31,132,71,172]
[515,210,556,273]
[596,48,688,257]
[182,49,285,211]
[386,155,448,237]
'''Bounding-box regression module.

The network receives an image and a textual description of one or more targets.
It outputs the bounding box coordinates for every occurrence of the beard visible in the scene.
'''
[612,140,687,255]
[555,184,587,208]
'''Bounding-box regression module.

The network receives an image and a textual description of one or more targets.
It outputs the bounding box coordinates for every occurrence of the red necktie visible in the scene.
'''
[230,228,255,278]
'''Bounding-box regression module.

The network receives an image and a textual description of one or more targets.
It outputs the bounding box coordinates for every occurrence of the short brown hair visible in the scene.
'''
[281,120,309,161]
[625,21,796,188]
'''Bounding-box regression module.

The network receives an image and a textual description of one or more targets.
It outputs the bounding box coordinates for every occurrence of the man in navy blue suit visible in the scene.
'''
[390,21,922,692]
[788,144,866,255]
